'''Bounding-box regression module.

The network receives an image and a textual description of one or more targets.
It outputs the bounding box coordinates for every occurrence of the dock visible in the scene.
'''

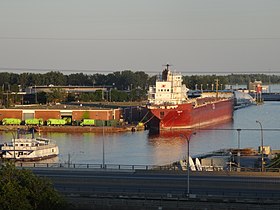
[0,125,140,133]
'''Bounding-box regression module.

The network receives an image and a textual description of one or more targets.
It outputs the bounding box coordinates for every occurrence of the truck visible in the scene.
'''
[47,119,66,126]
[63,117,72,125]
[106,120,119,127]
[2,118,22,125]
[80,119,95,126]
[25,118,44,126]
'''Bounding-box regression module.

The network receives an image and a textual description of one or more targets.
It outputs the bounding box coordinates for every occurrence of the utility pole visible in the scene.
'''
[237,129,241,169]
[256,121,264,172]
[180,132,196,197]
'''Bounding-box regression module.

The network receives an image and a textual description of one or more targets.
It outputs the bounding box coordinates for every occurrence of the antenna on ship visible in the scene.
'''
[163,63,172,71]
[162,63,172,81]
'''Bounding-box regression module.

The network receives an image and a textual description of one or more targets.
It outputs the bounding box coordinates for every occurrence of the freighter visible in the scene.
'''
[146,65,234,133]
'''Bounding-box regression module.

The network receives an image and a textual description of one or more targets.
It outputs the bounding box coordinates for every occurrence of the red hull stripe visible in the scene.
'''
[150,99,233,129]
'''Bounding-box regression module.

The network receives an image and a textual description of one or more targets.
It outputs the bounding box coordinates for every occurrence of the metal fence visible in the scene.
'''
[15,162,164,170]
[13,162,280,172]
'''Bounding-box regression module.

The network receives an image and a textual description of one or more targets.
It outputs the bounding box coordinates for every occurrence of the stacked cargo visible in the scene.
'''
[2,118,21,125]
[63,117,72,125]
[79,119,120,127]
[80,119,95,126]
[106,120,119,127]
[25,118,44,126]
[94,120,105,127]
[47,119,66,126]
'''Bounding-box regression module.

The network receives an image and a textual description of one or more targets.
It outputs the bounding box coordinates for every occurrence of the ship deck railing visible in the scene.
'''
[2,144,57,151]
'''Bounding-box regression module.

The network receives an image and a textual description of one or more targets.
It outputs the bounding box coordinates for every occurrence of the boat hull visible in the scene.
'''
[1,141,59,161]
[2,154,58,162]
[147,98,234,133]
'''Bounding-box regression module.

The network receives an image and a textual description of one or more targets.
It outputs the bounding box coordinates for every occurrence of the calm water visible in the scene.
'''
[1,101,280,166]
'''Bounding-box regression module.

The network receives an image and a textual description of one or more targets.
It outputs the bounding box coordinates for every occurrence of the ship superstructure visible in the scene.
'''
[148,64,188,105]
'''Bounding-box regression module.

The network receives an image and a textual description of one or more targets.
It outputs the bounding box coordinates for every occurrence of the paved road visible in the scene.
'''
[30,168,280,200]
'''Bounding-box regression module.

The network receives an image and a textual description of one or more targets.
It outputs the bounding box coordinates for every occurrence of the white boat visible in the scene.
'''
[0,135,59,161]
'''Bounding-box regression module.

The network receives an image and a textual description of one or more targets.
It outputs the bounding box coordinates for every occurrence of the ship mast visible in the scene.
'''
[166,63,170,70]
[162,63,172,93]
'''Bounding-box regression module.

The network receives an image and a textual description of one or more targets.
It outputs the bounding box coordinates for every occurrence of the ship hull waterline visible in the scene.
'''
[147,98,234,134]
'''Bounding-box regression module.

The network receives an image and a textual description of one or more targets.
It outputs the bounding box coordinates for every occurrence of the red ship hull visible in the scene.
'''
[147,98,233,132]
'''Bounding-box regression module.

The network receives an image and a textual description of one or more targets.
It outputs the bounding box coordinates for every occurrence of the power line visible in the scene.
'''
[0,67,280,74]
[1,37,280,41]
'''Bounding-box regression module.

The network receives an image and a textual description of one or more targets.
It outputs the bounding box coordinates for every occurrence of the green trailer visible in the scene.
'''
[25,118,43,126]
[2,118,21,125]
[47,119,66,126]
[94,120,105,127]
[106,120,119,127]
[63,117,72,125]
[80,119,95,126]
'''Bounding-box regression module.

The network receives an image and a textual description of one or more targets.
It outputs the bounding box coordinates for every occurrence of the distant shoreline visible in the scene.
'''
[0,125,141,133]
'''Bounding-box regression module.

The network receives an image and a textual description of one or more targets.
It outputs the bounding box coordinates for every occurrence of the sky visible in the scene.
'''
[0,0,280,75]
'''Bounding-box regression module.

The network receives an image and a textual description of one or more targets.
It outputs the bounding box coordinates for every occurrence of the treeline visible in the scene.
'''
[184,74,280,90]
[1,71,280,92]
[0,71,154,92]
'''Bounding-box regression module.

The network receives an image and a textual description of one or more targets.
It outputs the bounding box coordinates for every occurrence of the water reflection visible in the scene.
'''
[0,102,280,165]
[147,121,235,160]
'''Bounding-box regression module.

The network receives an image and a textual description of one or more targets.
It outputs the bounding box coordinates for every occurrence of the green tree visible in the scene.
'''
[67,93,76,102]
[43,71,67,86]
[67,73,92,86]
[37,92,47,104]
[0,162,67,210]
[46,88,67,104]
[82,111,90,119]
[111,89,129,102]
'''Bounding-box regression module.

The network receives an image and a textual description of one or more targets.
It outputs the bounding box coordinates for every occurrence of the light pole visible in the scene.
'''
[34,84,38,104]
[110,83,115,102]
[102,119,105,169]
[237,129,241,168]
[97,113,105,168]
[180,132,196,197]
[256,121,264,172]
